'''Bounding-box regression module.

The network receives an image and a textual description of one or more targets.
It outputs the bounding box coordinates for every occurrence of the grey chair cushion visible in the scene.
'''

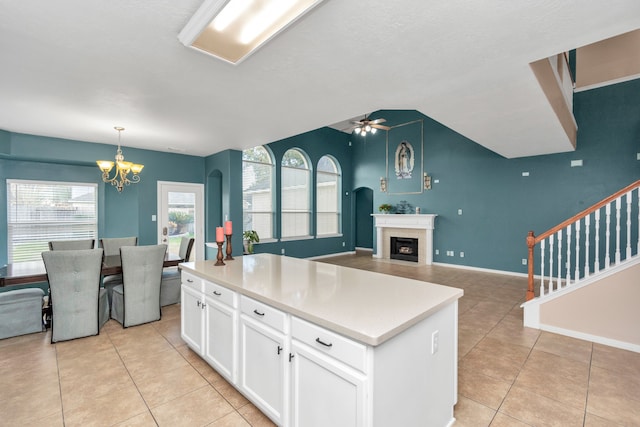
[42,248,105,343]
[159,236,193,306]
[49,239,95,251]
[100,237,137,256]
[111,244,167,327]
[0,288,45,340]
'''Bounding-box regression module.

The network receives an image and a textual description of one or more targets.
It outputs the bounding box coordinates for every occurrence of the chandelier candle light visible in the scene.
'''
[96,127,144,192]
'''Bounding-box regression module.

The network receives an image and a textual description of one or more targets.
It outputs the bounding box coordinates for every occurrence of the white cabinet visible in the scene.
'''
[239,296,288,426]
[290,317,367,427]
[204,280,237,383]
[181,283,204,354]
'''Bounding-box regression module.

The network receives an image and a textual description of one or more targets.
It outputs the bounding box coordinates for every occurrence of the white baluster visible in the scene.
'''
[626,191,632,259]
[574,220,581,281]
[605,203,611,268]
[584,214,590,277]
[566,225,572,284]
[540,239,546,296]
[615,197,621,264]
[557,229,563,289]
[594,209,600,272]
[548,234,555,292]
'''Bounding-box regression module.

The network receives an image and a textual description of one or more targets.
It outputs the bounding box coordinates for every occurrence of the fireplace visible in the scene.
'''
[391,237,419,262]
[372,214,437,265]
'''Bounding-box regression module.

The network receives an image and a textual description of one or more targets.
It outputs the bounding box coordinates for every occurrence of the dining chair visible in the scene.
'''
[99,236,138,306]
[48,239,95,251]
[110,244,167,328]
[160,236,194,306]
[41,248,109,343]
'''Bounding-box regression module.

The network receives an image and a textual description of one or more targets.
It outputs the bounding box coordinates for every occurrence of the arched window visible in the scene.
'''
[281,148,311,238]
[242,146,274,240]
[316,156,341,236]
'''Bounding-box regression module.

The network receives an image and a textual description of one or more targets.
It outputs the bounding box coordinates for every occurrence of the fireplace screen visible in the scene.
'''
[390,237,419,262]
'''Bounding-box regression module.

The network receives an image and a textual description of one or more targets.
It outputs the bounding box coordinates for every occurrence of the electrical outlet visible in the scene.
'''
[342,242,345,247]
[281,248,285,255]
[460,252,464,258]
[522,171,529,177]
[431,330,439,354]
[435,249,439,255]
[457,209,463,215]
[571,159,583,167]
[522,258,527,265]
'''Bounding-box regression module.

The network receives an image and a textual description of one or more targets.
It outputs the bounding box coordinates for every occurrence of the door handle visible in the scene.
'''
[162,226,168,242]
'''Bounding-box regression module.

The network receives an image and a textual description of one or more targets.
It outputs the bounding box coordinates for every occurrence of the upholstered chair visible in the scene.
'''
[41,248,109,343]
[160,236,194,306]
[48,239,95,251]
[99,236,138,306]
[111,244,167,328]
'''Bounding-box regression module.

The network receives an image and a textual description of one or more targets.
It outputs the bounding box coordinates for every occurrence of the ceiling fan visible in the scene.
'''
[350,115,390,135]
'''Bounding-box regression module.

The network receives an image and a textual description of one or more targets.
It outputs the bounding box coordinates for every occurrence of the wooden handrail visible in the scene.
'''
[526,179,640,301]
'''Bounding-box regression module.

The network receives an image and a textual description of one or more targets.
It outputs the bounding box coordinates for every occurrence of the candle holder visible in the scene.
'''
[215,242,225,266]
[225,234,234,260]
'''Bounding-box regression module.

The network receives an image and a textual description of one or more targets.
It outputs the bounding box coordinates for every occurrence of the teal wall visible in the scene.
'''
[352,79,640,273]
[1,78,638,276]
[0,132,204,266]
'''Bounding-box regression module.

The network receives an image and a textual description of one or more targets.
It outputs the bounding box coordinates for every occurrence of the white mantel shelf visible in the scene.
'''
[372,214,437,265]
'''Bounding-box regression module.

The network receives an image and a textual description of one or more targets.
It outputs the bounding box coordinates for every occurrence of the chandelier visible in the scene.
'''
[96,127,144,193]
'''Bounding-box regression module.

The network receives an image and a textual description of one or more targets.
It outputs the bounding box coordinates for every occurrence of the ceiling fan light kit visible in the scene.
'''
[351,115,390,136]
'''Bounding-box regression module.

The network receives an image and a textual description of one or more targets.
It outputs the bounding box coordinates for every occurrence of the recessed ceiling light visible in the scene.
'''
[178,0,325,65]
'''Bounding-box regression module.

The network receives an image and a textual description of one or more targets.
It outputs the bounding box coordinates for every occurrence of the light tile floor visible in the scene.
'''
[1,251,639,426]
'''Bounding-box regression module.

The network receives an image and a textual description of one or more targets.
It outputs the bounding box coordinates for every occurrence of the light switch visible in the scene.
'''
[151,215,157,221]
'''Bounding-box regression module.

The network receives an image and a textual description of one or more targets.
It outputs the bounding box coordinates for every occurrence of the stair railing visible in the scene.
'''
[526,180,640,301]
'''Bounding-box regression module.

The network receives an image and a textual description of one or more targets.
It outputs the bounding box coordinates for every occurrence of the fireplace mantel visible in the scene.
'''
[372,214,437,265]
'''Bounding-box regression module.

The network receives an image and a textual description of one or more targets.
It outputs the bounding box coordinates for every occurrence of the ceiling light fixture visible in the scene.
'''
[96,127,144,193]
[178,0,325,65]
[352,115,388,136]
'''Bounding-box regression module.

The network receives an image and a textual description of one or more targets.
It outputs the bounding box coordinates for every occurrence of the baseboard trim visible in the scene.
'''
[539,323,640,354]
[432,262,528,278]
[307,251,356,260]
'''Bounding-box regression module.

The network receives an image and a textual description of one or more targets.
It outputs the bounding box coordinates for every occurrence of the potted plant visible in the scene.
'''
[243,230,260,254]
[378,203,393,214]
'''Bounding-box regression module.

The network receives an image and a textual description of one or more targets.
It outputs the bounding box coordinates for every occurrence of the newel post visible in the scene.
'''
[526,231,536,301]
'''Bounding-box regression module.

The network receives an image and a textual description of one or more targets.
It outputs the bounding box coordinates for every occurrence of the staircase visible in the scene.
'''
[522,180,640,352]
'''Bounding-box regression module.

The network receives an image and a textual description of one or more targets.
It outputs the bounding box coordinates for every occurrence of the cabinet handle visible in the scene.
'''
[197,300,201,307]
[201,302,206,309]
[253,309,265,316]
[213,290,222,296]
[187,279,193,283]
[289,353,295,362]
[277,346,283,355]
[315,337,333,348]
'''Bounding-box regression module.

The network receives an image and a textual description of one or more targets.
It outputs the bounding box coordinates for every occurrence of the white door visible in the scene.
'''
[157,181,204,260]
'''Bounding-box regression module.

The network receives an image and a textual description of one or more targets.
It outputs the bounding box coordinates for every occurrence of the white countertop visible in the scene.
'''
[181,253,463,346]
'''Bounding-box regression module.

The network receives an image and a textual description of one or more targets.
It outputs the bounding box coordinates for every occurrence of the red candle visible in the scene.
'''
[224,220,232,235]
[215,226,224,243]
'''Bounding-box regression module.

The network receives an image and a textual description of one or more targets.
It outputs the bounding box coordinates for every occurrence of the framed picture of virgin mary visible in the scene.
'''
[386,120,423,194]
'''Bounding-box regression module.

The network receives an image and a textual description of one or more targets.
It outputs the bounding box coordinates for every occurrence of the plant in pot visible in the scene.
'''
[378,203,393,214]
[242,230,260,254]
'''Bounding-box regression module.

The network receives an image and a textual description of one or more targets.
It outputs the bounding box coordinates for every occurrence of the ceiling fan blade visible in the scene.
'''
[372,124,390,130]
[369,118,386,125]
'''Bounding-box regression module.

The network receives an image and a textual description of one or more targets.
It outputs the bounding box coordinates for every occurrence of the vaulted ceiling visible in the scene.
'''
[0,1,638,158]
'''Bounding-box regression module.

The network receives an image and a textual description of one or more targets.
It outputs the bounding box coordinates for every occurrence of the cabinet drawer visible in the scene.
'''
[203,280,236,307]
[240,295,286,332]
[292,316,367,372]
[181,271,203,292]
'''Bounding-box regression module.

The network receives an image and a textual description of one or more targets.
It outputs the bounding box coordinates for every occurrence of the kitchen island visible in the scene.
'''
[180,253,463,427]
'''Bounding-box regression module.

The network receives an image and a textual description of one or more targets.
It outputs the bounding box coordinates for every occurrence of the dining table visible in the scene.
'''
[0,253,184,287]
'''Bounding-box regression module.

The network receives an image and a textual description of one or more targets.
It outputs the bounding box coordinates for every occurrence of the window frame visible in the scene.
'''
[280,148,312,240]
[316,155,342,237]
[242,146,275,241]
[7,179,98,263]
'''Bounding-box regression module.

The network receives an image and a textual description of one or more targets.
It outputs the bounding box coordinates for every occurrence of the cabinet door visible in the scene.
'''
[204,296,236,382]
[291,340,367,427]
[181,285,204,354]
[240,314,286,425]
